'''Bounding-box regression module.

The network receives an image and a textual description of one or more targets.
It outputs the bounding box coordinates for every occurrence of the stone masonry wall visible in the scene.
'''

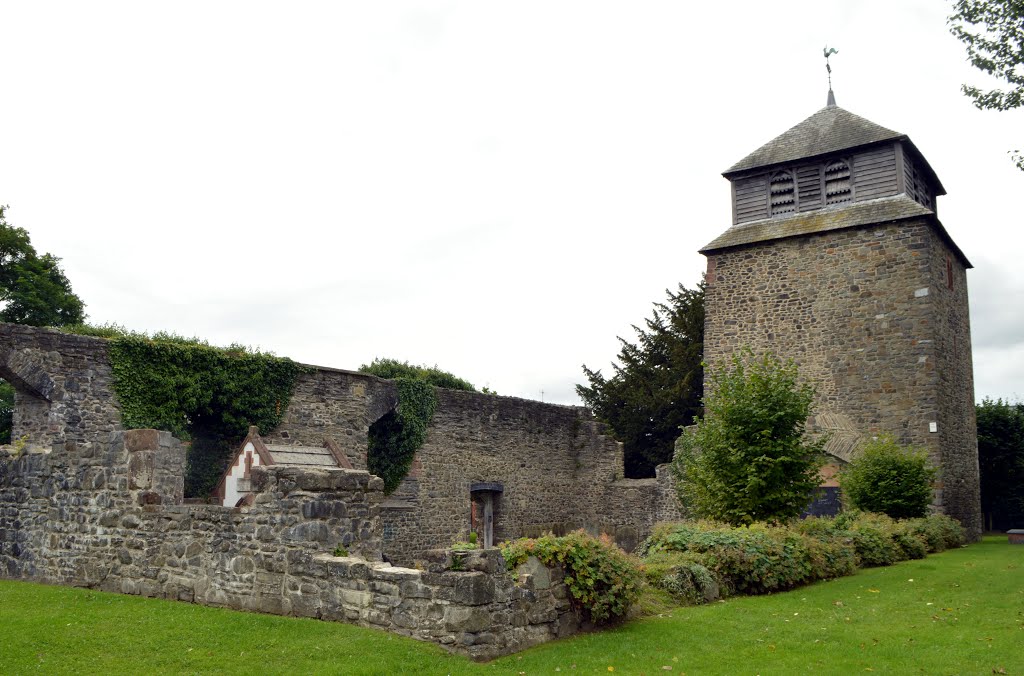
[928,234,982,536]
[0,324,122,451]
[0,431,581,660]
[703,218,981,537]
[0,323,680,564]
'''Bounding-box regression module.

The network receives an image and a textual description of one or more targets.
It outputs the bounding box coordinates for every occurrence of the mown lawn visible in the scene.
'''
[1,537,1020,675]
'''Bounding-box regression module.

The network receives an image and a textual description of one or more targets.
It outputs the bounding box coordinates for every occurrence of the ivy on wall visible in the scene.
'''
[107,335,307,496]
[367,378,437,494]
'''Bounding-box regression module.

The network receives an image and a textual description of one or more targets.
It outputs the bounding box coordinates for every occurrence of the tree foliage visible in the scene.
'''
[976,398,1024,530]
[577,282,704,478]
[673,350,825,526]
[0,205,86,327]
[840,435,935,519]
[949,0,1024,169]
[359,358,476,392]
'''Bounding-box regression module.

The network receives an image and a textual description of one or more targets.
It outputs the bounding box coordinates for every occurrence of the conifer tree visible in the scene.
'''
[577,282,704,478]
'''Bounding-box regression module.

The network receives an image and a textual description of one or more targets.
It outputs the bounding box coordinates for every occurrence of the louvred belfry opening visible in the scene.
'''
[770,170,796,215]
[824,160,852,205]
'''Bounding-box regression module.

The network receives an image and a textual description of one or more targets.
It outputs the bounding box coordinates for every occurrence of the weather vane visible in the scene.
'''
[824,46,838,90]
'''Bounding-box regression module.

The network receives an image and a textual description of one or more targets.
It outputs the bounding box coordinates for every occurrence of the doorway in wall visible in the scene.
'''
[470,482,503,548]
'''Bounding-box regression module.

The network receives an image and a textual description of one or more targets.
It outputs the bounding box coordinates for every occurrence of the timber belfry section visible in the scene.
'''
[0,322,679,658]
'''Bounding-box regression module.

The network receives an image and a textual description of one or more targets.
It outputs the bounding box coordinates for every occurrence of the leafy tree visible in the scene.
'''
[975,398,1024,531]
[0,205,86,326]
[358,358,476,392]
[673,349,825,526]
[840,435,935,519]
[949,0,1024,170]
[577,282,704,478]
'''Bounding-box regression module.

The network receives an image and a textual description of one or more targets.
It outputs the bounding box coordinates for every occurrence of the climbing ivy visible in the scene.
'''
[106,335,308,496]
[367,378,437,494]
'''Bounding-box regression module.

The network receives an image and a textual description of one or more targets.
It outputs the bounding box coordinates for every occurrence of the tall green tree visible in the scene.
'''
[1,205,87,444]
[673,350,825,526]
[949,0,1024,170]
[976,398,1024,531]
[0,205,86,326]
[577,282,704,478]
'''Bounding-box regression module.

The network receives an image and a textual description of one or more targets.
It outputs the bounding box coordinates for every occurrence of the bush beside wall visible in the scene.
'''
[639,512,964,603]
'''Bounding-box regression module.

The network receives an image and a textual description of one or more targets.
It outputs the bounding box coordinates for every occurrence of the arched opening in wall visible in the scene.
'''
[367,407,415,496]
[0,352,57,448]
[0,379,13,444]
[470,483,504,548]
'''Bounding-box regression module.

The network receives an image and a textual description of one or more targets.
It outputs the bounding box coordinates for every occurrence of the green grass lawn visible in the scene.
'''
[1,537,1021,675]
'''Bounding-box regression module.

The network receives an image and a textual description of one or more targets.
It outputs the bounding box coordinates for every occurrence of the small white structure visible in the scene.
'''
[215,426,353,507]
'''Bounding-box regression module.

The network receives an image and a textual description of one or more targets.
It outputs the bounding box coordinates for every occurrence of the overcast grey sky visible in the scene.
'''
[1,1,1021,405]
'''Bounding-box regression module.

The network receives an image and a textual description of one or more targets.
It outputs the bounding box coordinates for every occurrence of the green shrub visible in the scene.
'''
[673,349,825,526]
[890,524,929,560]
[835,511,905,567]
[500,531,643,624]
[642,551,718,604]
[840,435,935,518]
[906,513,965,551]
[637,521,851,595]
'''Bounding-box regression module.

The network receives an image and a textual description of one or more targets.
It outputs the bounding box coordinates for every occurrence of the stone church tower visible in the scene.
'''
[700,93,982,538]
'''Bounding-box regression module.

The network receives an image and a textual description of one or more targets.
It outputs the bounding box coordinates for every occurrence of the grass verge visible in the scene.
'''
[1,537,1020,674]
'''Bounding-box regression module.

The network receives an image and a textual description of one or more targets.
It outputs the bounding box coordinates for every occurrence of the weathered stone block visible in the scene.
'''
[123,429,161,453]
[451,572,495,606]
[444,606,492,633]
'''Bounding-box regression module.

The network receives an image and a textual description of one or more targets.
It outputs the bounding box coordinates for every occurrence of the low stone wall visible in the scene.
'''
[0,430,578,660]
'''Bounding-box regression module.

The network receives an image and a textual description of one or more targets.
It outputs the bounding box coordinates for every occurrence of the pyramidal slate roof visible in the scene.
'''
[724,104,906,176]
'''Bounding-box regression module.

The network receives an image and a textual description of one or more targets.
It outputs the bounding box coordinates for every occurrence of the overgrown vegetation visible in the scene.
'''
[0,379,12,445]
[840,435,935,518]
[673,349,825,525]
[639,512,965,603]
[500,530,643,624]
[367,378,437,494]
[102,332,307,497]
[577,282,704,478]
[359,358,476,391]
[976,397,1024,530]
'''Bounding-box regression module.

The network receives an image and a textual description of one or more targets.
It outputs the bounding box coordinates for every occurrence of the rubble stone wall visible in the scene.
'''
[0,431,579,660]
[0,323,682,564]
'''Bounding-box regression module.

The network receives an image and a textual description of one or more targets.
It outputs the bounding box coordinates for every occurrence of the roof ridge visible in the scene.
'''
[724,105,904,176]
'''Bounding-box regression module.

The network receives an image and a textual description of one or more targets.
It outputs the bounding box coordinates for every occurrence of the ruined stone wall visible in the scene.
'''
[0,323,682,564]
[261,365,397,470]
[703,218,981,537]
[0,324,122,450]
[378,390,680,564]
[0,432,580,660]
